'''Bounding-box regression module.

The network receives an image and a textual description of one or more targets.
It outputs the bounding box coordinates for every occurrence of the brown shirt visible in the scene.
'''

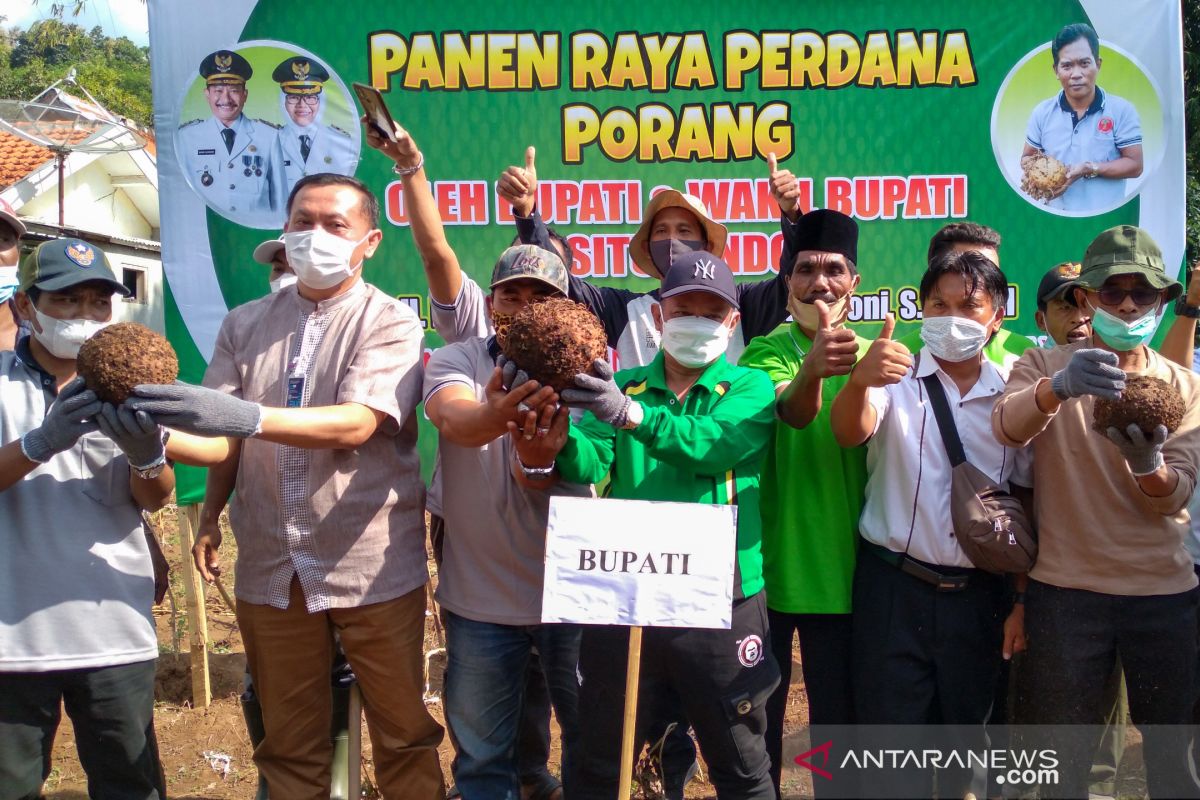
[993,341,1200,596]
[204,280,428,610]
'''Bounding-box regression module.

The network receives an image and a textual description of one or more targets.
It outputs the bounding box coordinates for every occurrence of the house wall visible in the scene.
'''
[19,159,154,240]
[105,244,165,334]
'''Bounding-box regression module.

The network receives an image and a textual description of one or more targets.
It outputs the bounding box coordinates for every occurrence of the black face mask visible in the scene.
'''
[648,238,705,277]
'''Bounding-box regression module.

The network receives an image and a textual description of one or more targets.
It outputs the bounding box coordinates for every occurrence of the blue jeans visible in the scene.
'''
[443,611,580,799]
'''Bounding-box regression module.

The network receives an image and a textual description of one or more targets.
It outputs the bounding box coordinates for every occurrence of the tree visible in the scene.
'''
[0,20,150,126]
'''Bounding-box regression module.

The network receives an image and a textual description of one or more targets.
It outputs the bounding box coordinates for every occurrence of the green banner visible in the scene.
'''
[150,1,1185,504]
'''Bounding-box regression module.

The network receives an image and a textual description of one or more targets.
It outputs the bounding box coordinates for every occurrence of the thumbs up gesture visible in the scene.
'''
[767,152,801,220]
[802,299,860,379]
[849,314,912,389]
[498,145,538,217]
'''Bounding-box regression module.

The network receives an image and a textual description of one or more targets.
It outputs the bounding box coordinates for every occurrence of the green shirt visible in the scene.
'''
[897,326,1036,370]
[739,324,870,614]
[556,353,776,600]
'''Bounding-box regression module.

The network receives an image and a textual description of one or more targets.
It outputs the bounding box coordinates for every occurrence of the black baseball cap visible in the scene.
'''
[660,251,739,310]
[18,237,129,296]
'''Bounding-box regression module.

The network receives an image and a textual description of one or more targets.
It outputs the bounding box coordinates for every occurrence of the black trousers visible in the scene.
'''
[0,659,165,800]
[851,548,1006,799]
[574,592,780,800]
[765,610,854,799]
[1019,578,1199,799]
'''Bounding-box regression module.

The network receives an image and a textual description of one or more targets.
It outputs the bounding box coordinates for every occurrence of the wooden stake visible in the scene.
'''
[176,504,211,708]
[617,625,644,800]
[211,575,236,614]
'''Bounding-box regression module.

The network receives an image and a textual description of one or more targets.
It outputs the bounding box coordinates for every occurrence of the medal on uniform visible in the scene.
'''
[200,170,213,186]
[242,155,253,177]
[253,155,263,177]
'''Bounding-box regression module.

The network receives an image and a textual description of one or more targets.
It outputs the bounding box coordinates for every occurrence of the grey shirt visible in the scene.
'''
[0,340,157,671]
[424,336,592,625]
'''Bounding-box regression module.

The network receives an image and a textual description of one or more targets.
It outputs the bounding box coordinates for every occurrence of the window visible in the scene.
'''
[121,266,147,304]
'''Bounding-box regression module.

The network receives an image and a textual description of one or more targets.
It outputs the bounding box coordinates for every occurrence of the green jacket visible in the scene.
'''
[556,352,776,599]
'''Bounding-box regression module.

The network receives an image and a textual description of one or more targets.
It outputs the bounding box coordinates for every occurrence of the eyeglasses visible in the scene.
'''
[285,95,320,106]
[1095,286,1162,306]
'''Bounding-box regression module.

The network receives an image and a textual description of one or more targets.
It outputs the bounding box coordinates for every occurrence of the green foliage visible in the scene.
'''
[0,19,151,127]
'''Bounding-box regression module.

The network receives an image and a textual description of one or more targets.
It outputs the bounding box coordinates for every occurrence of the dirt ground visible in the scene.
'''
[38,503,1149,799]
[42,503,818,799]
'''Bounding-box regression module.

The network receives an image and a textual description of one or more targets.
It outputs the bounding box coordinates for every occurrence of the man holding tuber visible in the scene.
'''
[993,225,1200,798]
[129,174,445,799]
[423,244,592,797]
[0,238,174,800]
[539,252,780,799]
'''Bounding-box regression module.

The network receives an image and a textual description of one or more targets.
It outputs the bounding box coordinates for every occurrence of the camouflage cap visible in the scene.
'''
[490,244,568,296]
[1036,261,1081,309]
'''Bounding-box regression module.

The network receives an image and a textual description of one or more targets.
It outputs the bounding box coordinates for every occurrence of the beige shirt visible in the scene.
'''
[204,279,428,610]
[993,341,1200,596]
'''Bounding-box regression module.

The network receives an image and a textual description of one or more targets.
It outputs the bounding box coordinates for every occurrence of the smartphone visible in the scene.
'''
[352,82,397,142]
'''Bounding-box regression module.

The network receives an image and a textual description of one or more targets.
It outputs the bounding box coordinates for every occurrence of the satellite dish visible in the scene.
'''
[0,71,148,225]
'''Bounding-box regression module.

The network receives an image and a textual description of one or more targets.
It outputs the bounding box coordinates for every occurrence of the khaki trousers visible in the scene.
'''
[237,577,445,800]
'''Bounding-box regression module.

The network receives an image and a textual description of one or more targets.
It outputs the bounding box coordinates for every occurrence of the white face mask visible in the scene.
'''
[269,273,298,294]
[661,315,732,368]
[282,229,369,290]
[920,315,991,362]
[31,306,110,359]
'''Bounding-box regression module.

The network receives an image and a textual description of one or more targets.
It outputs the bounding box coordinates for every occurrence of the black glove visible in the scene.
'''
[21,377,102,463]
[127,383,262,438]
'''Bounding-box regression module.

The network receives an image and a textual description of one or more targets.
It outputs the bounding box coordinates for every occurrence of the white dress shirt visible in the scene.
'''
[859,347,1032,567]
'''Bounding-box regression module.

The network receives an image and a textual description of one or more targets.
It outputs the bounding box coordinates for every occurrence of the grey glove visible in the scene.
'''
[1106,423,1168,476]
[97,403,164,468]
[1050,348,1126,400]
[560,359,630,427]
[496,354,531,391]
[127,382,262,438]
[21,376,102,463]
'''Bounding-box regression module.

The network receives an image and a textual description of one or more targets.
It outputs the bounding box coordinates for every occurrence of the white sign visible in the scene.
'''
[541,496,737,629]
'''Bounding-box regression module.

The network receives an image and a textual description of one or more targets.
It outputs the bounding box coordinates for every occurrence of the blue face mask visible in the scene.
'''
[1087,302,1162,351]
[0,267,16,304]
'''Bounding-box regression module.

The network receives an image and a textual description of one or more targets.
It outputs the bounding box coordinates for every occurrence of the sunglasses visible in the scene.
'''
[1095,286,1161,306]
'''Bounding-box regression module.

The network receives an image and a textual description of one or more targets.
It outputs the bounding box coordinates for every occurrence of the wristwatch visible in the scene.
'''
[515,452,555,478]
[620,400,644,430]
[132,454,168,480]
[1175,297,1200,319]
[1083,161,1100,179]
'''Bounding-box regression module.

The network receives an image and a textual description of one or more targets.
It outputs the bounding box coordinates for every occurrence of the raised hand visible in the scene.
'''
[361,114,422,172]
[802,299,860,379]
[767,152,802,219]
[848,314,912,389]
[497,145,538,217]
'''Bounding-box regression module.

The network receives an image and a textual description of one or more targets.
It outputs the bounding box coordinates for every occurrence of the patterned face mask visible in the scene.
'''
[491,309,515,348]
